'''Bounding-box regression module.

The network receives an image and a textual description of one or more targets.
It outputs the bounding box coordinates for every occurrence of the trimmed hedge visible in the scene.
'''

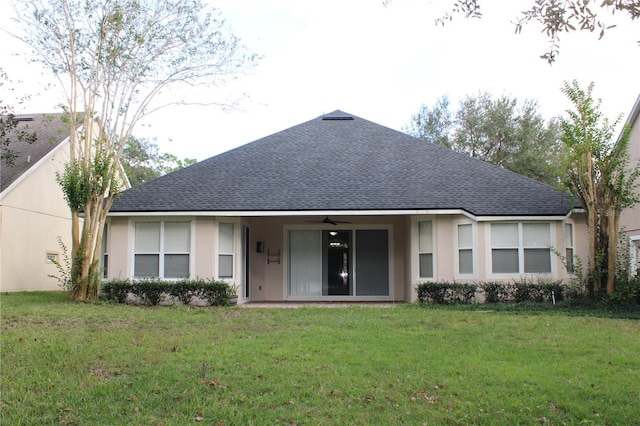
[101,279,233,306]
[417,280,565,305]
[416,282,478,305]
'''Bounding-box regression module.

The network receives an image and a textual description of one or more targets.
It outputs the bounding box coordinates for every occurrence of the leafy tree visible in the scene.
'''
[385,0,640,63]
[559,80,639,295]
[404,96,453,148]
[0,68,37,167]
[121,136,197,186]
[11,0,256,300]
[405,92,562,185]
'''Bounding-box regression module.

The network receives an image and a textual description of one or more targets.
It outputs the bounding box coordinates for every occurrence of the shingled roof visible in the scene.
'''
[109,110,575,217]
[1,113,71,194]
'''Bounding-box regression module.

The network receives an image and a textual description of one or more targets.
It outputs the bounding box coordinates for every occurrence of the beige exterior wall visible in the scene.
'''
[105,217,130,279]
[105,213,583,303]
[620,105,640,236]
[0,142,73,291]
[620,98,640,271]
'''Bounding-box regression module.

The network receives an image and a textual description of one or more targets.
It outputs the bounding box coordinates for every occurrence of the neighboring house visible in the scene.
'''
[1,114,75,291]
[106,110,587,303]
[620,95,640,272]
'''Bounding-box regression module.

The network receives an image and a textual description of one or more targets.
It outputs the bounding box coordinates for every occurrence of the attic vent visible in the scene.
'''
[322,114,353,121]
[15,116,35,122]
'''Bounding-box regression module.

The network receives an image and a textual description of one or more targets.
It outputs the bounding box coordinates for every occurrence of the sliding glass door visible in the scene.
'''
[289,229,389,297]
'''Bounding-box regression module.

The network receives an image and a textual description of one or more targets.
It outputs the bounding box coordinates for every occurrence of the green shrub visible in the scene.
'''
[603,271,640,307]
[416,282,477,304]
[538,281,565,303]
[512,279,564,303]
[169,279,199,305]
[100,279,234,306]
[197,280,231,306]
[480,282,512,303]
[132,280,171,306]
[101,279,131,303]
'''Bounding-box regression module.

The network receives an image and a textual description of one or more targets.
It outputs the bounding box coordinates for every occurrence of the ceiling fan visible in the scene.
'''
[306,216,351,226]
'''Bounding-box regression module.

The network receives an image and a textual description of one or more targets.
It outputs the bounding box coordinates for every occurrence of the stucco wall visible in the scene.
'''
[620,109,640,236]
[194,217,215,279]
[104,213,583,302]
[105,217,129,280]
[0,143,73,291]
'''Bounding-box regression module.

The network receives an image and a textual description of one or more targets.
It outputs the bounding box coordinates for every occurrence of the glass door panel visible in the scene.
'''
[355,229,389,296]
[323,230,352,296]
[289,230,322,296]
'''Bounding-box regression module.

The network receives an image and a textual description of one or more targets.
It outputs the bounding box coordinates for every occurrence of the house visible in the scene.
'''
[620,95,640,271]
[106,110,587,303]
[1,114,75,291]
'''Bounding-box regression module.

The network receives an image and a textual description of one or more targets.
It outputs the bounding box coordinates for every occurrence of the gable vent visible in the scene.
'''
[322,114,353,121]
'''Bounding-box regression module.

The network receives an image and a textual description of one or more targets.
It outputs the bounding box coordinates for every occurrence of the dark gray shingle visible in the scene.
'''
[1,113,71,193]
[109,110,575,216]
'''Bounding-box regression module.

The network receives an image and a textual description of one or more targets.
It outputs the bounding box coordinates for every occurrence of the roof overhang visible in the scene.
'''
[106,208,575,222]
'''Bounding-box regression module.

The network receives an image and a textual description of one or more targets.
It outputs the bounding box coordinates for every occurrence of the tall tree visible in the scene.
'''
[403,96,453,148]
[559,80,639,295]
[384,0,640,63]
[405,92,562,185]
[0,68,37,167]
[11,0,256,300]
[121,136,196,186]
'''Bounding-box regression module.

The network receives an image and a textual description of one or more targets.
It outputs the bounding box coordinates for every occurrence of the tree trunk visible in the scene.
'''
[70,200,101,301]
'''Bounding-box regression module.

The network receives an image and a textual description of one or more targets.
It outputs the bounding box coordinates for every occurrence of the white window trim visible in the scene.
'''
[216,218,241,283]
[564,222,575,273]
[412,216,437,282]
[101,222,109,279]
[630,234,640,274]
[486,221,555,279]
[129,217,195,280]
[454,220,476,279]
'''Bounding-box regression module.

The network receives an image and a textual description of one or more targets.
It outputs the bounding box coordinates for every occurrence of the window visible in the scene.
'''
[101,225,108,278]
[633,239,640,274]
[491,223,551,274]
[134,221,190,279]
[491,223,519,273]
[457,223,473,274]
[46,252,59,263]
[218,222,234,279]
[418,221,434,278]
[564,223,574,273]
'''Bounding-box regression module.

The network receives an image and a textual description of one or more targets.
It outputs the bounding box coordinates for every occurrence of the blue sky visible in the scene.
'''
[1,0,639,161]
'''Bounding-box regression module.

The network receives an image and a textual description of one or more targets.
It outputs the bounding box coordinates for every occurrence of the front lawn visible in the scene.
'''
[1,292,639,425]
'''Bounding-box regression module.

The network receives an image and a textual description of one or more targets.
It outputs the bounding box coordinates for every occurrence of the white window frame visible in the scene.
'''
[454,221,475,278]
[131,219,194,280]
[411,217,436,281]
[417,219,435,279]
[216,219,240,282]
[488,222,554,278]
[101,223,109,279]
[630,235,640,274]
[46,251,59,264]
[564,223,574,273]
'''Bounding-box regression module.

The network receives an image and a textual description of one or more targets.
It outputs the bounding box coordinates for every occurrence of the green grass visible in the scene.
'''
[1,292,639,425]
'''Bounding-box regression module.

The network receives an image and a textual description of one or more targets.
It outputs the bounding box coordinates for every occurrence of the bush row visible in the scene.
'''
[101,279,235,306]
[417,280,565,305]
